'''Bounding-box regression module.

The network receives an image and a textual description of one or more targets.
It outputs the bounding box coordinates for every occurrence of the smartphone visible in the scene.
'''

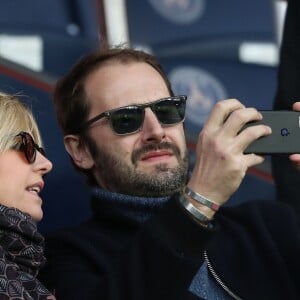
[243,111,300,154]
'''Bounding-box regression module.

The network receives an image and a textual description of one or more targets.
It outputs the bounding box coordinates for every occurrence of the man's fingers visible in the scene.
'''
[204,99,245,129]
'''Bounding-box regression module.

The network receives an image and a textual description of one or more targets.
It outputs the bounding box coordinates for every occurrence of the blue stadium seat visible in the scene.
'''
[0,0,74,35]
[0,0,99,38]
[0,0,99,77]
[160,56,277,138]
[126,0,277,51]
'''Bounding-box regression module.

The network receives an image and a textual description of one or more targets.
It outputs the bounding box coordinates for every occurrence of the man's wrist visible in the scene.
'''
[179,194,214,228]
[184,186,220,212]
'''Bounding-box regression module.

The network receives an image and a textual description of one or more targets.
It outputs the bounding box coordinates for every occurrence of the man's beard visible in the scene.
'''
[85,136,189,197]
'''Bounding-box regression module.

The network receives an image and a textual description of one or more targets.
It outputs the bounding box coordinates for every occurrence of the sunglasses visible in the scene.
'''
[13,131,46,164]
[78,95,187,135]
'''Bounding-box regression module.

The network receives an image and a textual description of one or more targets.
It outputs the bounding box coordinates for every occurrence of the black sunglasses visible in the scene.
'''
[77,95,187,135]
[13,131,46,164]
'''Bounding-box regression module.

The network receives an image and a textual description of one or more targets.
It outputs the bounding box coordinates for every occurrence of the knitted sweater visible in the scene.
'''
[40,191,300,300]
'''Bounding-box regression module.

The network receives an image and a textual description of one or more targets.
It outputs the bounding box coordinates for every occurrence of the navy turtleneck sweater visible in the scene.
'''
[91,188,229,299]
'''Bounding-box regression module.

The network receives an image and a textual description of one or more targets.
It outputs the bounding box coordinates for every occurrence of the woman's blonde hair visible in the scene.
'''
[0,92,42,153]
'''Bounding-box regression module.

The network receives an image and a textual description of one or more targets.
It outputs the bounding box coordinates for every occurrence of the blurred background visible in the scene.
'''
[0,0,287,233]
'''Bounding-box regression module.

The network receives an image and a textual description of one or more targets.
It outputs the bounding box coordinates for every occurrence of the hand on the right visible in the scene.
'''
[187,99,271,211]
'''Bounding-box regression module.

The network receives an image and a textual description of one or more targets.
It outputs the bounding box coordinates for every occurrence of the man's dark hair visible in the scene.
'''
[53,44,174,135]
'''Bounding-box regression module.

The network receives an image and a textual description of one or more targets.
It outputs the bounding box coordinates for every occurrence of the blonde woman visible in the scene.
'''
[0,92,55,299]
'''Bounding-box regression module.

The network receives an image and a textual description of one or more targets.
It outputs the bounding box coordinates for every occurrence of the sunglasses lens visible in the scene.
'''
[110,107,144,134]
[23,133,36,163]
[153,99,186,125]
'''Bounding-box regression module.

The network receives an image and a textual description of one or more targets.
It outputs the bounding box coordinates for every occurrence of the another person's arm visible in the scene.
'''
[287,102,300,168]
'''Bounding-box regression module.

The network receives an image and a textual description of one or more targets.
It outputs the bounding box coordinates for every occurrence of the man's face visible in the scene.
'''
[82,62,188,197]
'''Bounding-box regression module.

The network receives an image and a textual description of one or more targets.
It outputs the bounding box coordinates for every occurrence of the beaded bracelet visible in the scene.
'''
[184,186,220,212]
[179,194,213,224]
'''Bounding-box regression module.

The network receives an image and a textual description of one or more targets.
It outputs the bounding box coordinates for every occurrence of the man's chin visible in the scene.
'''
[136,166,174,176]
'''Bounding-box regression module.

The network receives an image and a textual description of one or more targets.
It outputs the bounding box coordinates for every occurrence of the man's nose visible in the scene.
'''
[139,108,166,143]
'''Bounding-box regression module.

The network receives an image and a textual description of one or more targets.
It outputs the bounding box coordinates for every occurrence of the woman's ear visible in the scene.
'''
[64,135,94,169]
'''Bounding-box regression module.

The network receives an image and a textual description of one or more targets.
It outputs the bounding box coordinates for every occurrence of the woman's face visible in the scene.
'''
[0,134,52,222]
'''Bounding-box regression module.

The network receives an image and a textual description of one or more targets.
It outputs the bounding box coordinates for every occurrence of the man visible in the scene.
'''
[40,46,300,299]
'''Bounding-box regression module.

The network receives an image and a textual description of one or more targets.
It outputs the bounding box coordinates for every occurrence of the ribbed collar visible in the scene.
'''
[91,188,170,225]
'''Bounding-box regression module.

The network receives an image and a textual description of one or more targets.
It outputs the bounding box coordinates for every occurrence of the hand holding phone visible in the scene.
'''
[243,111,300,154]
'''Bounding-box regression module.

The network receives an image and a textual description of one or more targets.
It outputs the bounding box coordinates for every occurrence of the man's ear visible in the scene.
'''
[64,135,94,169]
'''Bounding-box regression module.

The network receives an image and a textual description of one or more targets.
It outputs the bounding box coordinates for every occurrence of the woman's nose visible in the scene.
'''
[34,151,53,174]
